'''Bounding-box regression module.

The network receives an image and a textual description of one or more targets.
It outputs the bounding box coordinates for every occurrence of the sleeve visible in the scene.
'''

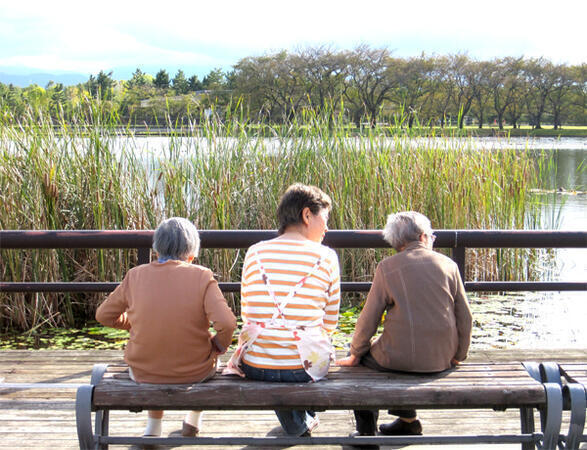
[203,269,237,353]
[452,264,473,361]
[350,263,389,358]
[322,249,341,334]
[95,274,131,330]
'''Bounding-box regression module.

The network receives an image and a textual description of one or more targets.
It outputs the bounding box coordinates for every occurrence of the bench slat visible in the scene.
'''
[559,363,587,384]
[92,363,546,411]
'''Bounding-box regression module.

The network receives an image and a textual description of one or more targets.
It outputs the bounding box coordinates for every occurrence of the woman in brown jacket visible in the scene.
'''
[96,217,237,438]
[337,211,472,448]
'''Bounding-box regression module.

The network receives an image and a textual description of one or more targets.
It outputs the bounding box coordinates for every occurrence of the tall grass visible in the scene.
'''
[1,102,550,331]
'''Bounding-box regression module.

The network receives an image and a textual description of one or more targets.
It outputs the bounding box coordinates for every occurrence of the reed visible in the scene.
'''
[0,102,549,331]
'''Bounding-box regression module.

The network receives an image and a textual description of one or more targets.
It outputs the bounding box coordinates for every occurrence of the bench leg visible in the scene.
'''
[94,410,109,450]
[562,383,586,450]
[76,385,94,450]
[542,382,563,450]
[520,407,536,450]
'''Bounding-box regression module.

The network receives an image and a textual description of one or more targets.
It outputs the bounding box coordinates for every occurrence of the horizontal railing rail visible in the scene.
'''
[1,229,586,294]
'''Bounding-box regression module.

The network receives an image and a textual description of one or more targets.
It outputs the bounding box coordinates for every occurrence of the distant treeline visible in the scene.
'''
[1,46,585,129]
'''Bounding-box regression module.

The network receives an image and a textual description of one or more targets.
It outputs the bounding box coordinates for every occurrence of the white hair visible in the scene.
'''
[152,217,200,260]
[382,211,433,250]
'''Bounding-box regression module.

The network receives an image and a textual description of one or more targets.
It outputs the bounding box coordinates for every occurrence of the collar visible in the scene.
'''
[402,241,428,252]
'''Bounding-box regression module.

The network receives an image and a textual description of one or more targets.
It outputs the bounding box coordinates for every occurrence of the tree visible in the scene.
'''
[388,55,435,128]
[188,75,203,92]
[470,61,493,128]
[523,58,554,129]
[447,55,479,129]
[128,68,149,88]
[548,64,575,129]
[202,68,226,91]
[154,69,170,89]
[295,46,348,116]
[488,57,524,129]
[233,52,307,122]
[344,45,396,127]
[46,81,67,119]
[172,70,189,94]
[566,64,587,126]
[87,70,115,101]
[425,56,455,127]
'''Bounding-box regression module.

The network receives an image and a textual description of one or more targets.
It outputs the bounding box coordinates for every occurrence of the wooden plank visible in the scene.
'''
[559,363,587,390]
[89,361,545,411]
[1,349,585,449]
[92,381,545,411]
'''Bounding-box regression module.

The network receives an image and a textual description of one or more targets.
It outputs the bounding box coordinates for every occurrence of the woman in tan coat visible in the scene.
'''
[337,211,472,448]
[96,217,237,438]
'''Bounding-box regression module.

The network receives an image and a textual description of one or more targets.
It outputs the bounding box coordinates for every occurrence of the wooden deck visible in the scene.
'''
[1,349,586,449]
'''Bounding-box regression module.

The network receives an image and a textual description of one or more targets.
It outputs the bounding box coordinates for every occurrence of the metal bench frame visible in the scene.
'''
[74,360,585,450]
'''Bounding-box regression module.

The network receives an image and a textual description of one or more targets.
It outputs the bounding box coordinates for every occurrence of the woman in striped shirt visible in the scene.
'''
[224,183,341,436]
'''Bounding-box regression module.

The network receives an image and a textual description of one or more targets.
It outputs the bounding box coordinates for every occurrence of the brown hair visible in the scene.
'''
[277,183,332,234]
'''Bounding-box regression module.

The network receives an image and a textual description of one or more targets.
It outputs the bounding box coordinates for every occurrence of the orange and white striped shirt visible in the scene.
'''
[240,238,341,370]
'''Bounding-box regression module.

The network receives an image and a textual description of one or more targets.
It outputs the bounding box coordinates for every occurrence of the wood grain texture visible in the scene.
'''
[1,349,586,449]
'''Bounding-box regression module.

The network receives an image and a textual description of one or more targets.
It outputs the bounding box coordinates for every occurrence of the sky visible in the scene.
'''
[0,0,585,82]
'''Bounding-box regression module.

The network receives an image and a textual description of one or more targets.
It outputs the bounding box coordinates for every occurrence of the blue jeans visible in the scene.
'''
[241,361,316,436]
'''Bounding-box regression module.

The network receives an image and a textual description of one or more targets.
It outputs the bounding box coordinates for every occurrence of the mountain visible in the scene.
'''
[0,72,89,87]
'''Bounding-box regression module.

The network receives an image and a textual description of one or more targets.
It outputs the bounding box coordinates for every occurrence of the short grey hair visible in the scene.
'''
[153,217,200,260]
[382,211,433,250]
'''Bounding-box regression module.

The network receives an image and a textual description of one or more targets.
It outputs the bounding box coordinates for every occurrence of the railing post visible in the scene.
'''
[137,247,151,266]
[451,246,466,281]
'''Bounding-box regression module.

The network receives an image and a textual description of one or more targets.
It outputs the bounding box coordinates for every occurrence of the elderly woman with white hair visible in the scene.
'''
[96,217,237,438]
[337,211,472,448]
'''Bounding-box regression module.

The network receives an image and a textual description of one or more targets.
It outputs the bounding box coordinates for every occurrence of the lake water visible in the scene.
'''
[467,139,586,350]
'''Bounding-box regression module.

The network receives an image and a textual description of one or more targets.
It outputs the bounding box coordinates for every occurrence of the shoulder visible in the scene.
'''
[377,253,399,270]
[320,245,339,265]
[246,239,274,255]
[429,249,458,268]
[124,262,150,279]
[188,264,215,278]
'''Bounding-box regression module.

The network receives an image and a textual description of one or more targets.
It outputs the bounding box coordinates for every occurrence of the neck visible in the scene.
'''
[278,227,309,241]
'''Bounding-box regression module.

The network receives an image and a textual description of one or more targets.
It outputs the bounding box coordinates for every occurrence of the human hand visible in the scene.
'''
[335,354,360,367]
[211,336,227,355]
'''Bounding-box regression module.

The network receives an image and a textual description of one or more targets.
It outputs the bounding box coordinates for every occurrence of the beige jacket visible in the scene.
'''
[350,241,472,373]
[96,260,237,383]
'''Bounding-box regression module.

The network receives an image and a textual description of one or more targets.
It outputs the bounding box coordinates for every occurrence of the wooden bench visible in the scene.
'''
[75,359,572,449]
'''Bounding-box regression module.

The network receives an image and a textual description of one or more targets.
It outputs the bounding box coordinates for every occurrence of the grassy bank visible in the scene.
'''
[1,107,551,332]
[460,126,587,138]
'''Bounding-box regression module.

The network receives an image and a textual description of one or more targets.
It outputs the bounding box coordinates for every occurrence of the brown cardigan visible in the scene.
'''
[96,260,237,383]
[350,241,472,373]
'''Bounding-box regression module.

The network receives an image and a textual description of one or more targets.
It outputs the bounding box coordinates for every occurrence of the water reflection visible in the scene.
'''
[472,145,586,350]
[470,291,586,349]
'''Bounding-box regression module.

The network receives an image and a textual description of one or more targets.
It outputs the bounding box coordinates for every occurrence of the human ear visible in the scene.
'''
[301,207,312,225]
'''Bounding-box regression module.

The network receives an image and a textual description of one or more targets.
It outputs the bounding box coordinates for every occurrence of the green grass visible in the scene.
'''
[0,103,554,332]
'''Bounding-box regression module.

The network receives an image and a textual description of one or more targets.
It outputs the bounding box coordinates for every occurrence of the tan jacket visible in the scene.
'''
[96,260,237,383]
[350,241,472,373]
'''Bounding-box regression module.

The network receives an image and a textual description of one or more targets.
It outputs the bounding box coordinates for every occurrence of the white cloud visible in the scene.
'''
[0,0,585,74]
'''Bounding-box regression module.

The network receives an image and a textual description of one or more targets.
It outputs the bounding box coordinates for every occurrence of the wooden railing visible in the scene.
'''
[1,229,585,293]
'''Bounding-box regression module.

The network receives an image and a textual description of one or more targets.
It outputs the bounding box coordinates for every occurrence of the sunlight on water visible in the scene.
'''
[472,146,586,349]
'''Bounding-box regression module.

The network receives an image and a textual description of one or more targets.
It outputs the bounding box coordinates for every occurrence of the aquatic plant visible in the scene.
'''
[0,102,549,331]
